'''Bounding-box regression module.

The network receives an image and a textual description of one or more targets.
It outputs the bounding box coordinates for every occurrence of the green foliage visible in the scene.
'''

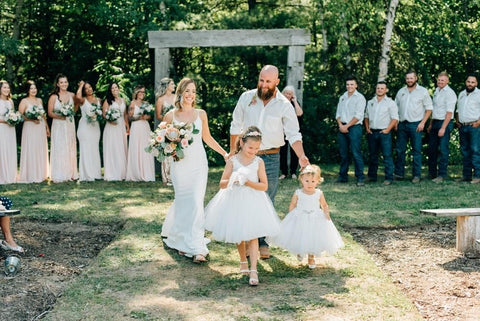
[1,0,480,164]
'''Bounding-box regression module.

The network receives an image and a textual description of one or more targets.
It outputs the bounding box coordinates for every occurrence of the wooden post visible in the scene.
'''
[154,48,170,91]
[287,45,305,106]
[457,216,480,258]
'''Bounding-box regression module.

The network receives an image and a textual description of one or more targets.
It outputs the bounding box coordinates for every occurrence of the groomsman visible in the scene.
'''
[364,81,399,185]
[394,70,433,183]
[456,74,480,184]
[335,76,366,186]
[427,72,457,183]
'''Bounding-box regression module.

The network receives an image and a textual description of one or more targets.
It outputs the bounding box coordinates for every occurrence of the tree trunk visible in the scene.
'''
[6,0,24,85]
[378,0,399,82]
[248,0,256,13]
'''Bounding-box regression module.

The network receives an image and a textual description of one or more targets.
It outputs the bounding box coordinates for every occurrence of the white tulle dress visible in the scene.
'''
[204,156,281,244]
[269,189,344,257]
[161,111,210,256]
[126,104,155,181]
[50,96,78,183]
[77,99,102,181]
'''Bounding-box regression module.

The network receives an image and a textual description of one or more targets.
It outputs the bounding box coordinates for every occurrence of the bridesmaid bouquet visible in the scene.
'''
[140,103,154,117]
[4,109,23,126]
[25,105,46,120]
[145,121,199,162]
[86,103,103,123]
[105,106,121,122]
[55,102,75,121]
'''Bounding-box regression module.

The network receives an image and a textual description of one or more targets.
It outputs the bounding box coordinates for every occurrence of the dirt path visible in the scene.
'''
[350,223,480,321]
[1,220,118,320]
[2,220,478,320]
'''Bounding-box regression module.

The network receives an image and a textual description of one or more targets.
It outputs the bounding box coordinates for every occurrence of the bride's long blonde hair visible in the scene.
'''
[174,78,196,110]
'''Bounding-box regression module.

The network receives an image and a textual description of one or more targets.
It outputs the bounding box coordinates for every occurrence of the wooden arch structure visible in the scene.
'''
[147,29,311,104]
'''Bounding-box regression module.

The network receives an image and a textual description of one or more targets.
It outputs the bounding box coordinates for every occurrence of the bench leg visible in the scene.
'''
[456,216,480,258]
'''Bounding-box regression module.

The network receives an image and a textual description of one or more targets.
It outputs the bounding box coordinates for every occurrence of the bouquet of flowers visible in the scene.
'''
[145,121,199,162]
[24,105,46,120]
[105,106,121,122]
[55,102,75,121]
[140,102,154,117]
[86,103,103,123]
[4,109,23,126]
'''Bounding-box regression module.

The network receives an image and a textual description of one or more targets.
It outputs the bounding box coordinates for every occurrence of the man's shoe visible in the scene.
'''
[393,174,404,181]
[365,177,377,183]
[412,176,420,183]
[455,177,471,182]
[291,174,297,179]
[356,181,365,186]
[383,180,392,186]
[471,178,480,184]
[432,176,444,184]
[259,246,270,259]
[335,178,347,183]
[279,174,286,180]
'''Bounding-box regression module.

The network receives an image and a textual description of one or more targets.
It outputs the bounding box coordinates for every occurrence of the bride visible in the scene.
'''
[161,78,228,263]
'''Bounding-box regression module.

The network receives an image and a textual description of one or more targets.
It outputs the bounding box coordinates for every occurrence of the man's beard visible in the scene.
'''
[406,82,416,88]
[466,86,475,93]
[257,86,275,100]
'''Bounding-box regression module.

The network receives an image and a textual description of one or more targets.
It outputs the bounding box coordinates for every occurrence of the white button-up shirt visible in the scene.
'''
[335,90,366,125]
[365,96,398,130]
[457,87,480,123]
[432,85,457,120]
[230,89,302,149]
[395,85,433,122]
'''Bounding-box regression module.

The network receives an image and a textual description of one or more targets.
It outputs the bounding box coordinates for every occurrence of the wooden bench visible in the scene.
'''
[421,208,480,258]
[0,210,21,217]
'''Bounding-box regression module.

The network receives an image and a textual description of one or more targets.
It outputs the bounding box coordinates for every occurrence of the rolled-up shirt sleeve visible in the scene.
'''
[283,103,302,145]
[230,92,248,135]
[353,95,366,121]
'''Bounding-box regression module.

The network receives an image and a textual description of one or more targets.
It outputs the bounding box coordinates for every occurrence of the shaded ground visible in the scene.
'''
[0,220,118,321]
[351,223,480,321]
[1,219,479,320]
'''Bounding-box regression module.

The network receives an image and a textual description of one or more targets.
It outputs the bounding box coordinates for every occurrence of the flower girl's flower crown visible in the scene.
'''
[244,131,262,138]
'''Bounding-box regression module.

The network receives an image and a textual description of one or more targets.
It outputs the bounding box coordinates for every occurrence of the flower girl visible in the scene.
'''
[269,165,344,268]
[205,126,280,286]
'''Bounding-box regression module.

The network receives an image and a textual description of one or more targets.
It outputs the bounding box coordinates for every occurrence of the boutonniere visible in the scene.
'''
[369,102,374,107]
[340,97,345,102]
[248,94,258,107]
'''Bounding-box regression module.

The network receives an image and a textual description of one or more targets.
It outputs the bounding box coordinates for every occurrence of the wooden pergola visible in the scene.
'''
[147,29,311,104]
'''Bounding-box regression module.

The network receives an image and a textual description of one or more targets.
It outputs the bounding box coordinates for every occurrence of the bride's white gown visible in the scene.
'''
[161,111,209,256]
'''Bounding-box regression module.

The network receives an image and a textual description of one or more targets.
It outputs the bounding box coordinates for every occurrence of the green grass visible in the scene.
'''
[2,164,476,320]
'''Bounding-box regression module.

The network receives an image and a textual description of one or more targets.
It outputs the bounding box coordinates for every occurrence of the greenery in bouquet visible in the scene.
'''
[145,121,199,162]
[86,103,103,123]
[105,106,121,122]
[4,109,24,126]
[140,102,155,117]
[55,102,75,121]
[24,105,46,120]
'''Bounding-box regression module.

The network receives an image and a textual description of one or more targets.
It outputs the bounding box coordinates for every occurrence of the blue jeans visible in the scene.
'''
[394,121,423,178]
[428,120,453,178]
[459,125,480,179]
[338,124,365,181]
[367,130,394,181]
[257,152,280,248]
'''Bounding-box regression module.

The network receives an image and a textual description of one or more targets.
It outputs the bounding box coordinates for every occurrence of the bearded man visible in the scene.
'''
[394,70,433,183]
[456,74,480,184]
[229,65,309,259]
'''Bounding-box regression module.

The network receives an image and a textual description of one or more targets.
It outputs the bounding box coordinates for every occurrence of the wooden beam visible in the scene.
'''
[148,29,311,48]
[287,46,306,105]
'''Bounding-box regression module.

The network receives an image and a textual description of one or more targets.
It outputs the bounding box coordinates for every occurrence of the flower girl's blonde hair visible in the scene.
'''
[298,165,324,183]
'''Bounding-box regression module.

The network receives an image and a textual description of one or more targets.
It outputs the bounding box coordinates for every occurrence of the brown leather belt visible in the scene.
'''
[461,121,477,126]
[257,148,280,155]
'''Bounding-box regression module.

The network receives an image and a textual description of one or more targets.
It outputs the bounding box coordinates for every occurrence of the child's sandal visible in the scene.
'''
[240,261,250,275]
[307,255,316,269]
[249,270,259,286]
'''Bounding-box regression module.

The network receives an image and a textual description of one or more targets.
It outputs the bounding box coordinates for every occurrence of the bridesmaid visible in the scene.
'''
[47,74,78,183]
[155,78,175,185]
[126,85,155,181]
[76,81,102,181]
[18,80,50,183]
[0,80,17,184]
[102,82,129,181]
